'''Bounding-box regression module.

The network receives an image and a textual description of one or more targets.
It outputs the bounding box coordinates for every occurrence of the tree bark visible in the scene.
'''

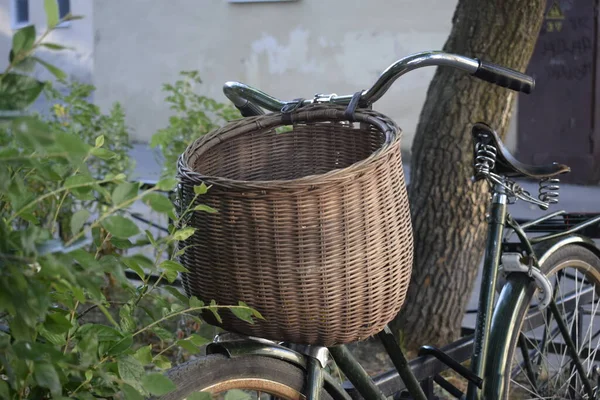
[391,0,546,352]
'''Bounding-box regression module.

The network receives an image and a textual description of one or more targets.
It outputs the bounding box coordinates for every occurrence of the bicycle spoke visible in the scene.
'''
[550,297,595,398]
[511,267,600,398]
[582,292,600,371]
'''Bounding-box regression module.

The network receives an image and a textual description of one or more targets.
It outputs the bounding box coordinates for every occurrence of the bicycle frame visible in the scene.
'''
[205,180,600,400]
[203,51,600,399]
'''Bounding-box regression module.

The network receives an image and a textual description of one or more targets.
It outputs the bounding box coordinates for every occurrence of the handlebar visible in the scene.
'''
[223,51,535,116]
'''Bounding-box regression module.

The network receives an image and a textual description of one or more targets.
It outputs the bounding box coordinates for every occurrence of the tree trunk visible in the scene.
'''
[391,0,546,352]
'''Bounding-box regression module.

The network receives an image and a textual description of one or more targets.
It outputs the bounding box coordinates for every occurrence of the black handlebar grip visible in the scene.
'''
[235,101,265,117]
[473,60,535,94]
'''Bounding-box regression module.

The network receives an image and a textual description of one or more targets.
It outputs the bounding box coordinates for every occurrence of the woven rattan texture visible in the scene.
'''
[176,104,413,346]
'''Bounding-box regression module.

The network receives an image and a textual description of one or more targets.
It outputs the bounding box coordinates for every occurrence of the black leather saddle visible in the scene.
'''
[472,123,570,179]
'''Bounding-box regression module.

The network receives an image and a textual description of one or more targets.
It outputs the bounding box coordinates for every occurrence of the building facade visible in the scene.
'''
[0,0,523,156]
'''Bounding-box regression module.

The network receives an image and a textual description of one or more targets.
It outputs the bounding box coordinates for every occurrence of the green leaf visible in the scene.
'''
[0,332,9,350]
[186,393,212,400]
[0,73,45,110]
[121,383,144,400]
[41,42,69,50]
[141,373,176,396]
[134,345,152,365]
[225,389,252,400]
[65,174,95,188]
[176,339,201,354]
[95,135,105,147]
[33,56,66,80]
[107,334,133,356]
[64,174,95,199]
[193,183,209,195]
[112,182,140,205]
[12,25,36,54]
[153,355,172,370]
[111,237,133,249]
[189,296,204,308]
[193,204,218,214]
[143,192,174,213]
[78,324,123,342]
[62,13,84,21]
[164,286,189,304]
[10,316,35,341]
[11,116,54,149]
[39,326,67,346]
[231,303,255,324]
[70,209,90,234]
[90,147,116,160]
[118,356,145,388]
[208,300,223,323]
[55,132,91,159]
[13,55,36,73]
[156,177,178,191]
[189,334,210,347]
[123,258,145,280]
[34,362,62,397]
[102,215,140,239]
[172,227,196,241]
[44,0,60,27]
[151,326,174,341]
[128,254,154,269]
[0,381,9,400]
[145,229,156,246]
[20,211,37,224]
[164,269,178,284]
[76,331,99,366]
[160,260,189,273]
[44,312,73,334]
[119,305,136,333]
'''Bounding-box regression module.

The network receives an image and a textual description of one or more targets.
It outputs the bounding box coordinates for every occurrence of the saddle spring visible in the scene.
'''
[538,177,560,205]
[474,136,497,178]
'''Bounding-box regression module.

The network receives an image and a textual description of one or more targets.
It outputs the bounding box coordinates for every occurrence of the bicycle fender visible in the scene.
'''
[207,337,354,400]
[483,272,534,399]
[207,338,307,368]
[484,235,600,398]
[533,234,600,265]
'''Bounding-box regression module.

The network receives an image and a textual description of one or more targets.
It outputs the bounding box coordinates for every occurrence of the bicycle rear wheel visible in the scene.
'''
[158,354,335,400]
[501,244,600,399]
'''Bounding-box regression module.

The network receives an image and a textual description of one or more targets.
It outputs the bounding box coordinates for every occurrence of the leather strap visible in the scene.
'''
[344,91,364,122]
[281,98,305,125]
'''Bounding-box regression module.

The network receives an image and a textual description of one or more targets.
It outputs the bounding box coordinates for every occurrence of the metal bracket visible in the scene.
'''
[287,344,330,368]
[313,93,337,103]
[500,253,552,310]
[207,332,307,368]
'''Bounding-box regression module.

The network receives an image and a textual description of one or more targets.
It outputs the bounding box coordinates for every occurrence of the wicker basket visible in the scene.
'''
[176,104,413,346]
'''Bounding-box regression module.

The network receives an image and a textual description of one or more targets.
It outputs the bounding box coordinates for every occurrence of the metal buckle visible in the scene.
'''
[313,93,337,103]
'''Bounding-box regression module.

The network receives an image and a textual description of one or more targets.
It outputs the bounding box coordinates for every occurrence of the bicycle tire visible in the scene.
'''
[157,354,335,400]
[497,244,600,399]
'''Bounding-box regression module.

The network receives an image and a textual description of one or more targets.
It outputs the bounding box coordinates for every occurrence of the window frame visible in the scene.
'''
[228,0,298,3]
[56,0,71,28]
[11,0,30,30]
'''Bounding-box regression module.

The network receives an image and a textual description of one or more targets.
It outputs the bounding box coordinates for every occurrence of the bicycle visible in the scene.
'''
[160,51,600,400]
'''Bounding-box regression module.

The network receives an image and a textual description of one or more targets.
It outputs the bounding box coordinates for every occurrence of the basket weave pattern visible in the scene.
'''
[176,105,413,346]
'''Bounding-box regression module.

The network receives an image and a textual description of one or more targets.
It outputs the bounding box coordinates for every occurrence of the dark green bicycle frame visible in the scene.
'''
[207,181,600,400]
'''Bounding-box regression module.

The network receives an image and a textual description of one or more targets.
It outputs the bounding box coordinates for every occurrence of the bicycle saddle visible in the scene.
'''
[472,122,570,179]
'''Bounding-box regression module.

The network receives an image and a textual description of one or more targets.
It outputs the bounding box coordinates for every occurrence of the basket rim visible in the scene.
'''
[177,104,403,190]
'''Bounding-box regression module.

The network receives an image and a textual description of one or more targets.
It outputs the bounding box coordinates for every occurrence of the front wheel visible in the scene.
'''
[158,354,335,400]
[499,245,600,399]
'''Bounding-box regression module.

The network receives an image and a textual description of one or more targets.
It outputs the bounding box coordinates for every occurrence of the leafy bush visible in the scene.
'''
[0,3,259,399]
[151,71,240,177]
[44,80,133,178]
